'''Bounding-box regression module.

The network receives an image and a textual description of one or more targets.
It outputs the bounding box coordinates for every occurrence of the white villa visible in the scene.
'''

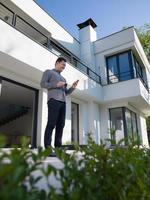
[0,0,150,148]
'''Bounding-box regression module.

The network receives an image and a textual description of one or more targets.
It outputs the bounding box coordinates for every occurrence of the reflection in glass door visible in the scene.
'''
[71,102,79,143]
[109,108,125,144]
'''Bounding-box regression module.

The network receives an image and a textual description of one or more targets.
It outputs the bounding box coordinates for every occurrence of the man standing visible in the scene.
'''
[40,57,78,152]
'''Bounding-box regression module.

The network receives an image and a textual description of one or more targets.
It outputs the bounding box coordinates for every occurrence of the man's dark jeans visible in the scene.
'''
[44,98,66,148]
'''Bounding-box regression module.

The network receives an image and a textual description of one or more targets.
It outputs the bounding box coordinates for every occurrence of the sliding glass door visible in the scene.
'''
[0,76,38,147]
[125,108,138,141]
[109,107,138,144]
[109,108,125,143]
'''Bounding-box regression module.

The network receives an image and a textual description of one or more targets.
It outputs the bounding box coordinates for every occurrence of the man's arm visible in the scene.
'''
[65,87,75,95]
[65,80,79,95]
[40,70,57,90]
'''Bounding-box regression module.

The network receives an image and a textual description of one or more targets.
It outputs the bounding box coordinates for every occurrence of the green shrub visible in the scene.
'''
[53,138,150,200]
[0,135,150,200]
[0,136,52,200]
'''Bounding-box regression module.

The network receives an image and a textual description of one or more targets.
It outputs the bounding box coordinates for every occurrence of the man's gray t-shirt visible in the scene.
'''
[40,68,75,102]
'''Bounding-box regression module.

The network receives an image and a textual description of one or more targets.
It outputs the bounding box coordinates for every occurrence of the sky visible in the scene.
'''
[36,0,150,40]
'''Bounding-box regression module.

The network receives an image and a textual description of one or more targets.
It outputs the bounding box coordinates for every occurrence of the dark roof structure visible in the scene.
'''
[77,18,97,29]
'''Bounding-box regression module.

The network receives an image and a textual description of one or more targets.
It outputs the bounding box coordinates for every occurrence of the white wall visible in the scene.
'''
[94,28,135,55]
[92,102,101,143]
[103,79,140,102]
[62,96,72,145]
[99,105,109,142]
[139,78,150,104]
[138,115,149,147]
[36,89,47,147]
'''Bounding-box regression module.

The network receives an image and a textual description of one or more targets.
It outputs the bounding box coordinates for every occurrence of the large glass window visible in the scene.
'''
[133,56,148,90]
[131,112,138,140]
[125,108,138,141]
[109,107,138,144]
[119,52,133,81]
[135,59,143,78]
[106,51,134,84]
[125,109,132,138]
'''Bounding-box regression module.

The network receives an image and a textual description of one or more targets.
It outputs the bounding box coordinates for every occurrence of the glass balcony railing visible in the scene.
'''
[108,70,149,92]
[136,70,149,91]
[108,70,134,83]
[0,2,101,85]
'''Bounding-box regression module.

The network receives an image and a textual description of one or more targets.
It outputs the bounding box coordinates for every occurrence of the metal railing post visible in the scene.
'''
[12,13,17,26]
[87,68,89,76]
[47,38,51,49]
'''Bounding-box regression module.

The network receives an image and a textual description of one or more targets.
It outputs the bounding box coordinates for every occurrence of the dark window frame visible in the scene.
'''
[132,53,149,91]
[71,102,79,143]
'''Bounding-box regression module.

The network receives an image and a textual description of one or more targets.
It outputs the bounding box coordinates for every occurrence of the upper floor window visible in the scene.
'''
[106,51,149,91]
[106,51,134,84]
[133,55,148,90]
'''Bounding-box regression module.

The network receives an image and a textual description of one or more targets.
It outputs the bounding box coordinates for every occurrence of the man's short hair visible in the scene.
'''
[55,57,66,65]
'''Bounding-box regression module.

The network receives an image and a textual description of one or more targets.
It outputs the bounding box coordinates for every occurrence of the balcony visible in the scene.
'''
[0,3,104,104]
[103,77,150,115]
[0,2,101,85]
[106,50,149,89]
[103,50,150,113]
[107,70,149,92]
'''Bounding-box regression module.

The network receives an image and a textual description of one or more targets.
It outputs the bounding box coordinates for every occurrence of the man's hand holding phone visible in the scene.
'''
[72,80,79,89]
[56,80,79,89]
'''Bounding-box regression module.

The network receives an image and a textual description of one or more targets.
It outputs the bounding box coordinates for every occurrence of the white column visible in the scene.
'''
[87,101,94,137]
[100,106,109,141]
[62,96,72,144]
[139,115,149,147]
[36,89,48,147]
[87,101,101,144]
